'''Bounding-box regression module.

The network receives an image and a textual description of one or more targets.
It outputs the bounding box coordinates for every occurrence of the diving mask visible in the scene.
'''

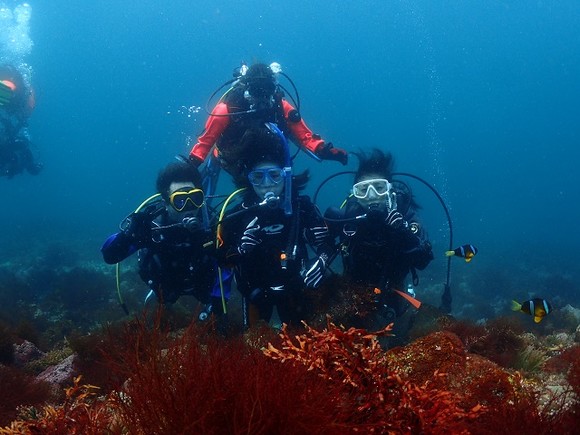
[248,167,285,186]
[352,179,392,199]
[168,188,205,212]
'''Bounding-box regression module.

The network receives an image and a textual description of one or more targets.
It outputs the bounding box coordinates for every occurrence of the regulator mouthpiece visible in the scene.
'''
[261,191,280,209]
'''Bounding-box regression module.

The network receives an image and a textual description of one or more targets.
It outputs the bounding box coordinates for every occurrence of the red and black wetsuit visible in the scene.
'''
[0,65,41,177]
[189,88,325,172]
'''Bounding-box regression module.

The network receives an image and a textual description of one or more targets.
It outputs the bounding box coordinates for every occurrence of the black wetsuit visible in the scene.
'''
[101,207,224,305]
[326,199,433,318]
[221,193,332,325]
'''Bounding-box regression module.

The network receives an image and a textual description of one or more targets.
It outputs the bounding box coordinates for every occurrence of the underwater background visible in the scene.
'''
[1,1,580,432]
[1,0,578,320]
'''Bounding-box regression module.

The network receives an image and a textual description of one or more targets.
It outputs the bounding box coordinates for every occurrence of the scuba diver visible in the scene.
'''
[0,64,42,178]
[324,149,433,332]
[188,62,348,191]
[101,161,231,313]
[218,126,334,328]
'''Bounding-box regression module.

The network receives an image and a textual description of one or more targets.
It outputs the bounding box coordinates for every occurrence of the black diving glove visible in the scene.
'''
[385,210,408,231]
[302,253,328,289]
[316,142,348,166]
[121,211,152,245]
[238,217,263,255]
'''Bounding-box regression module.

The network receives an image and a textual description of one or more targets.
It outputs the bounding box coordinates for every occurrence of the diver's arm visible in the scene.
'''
[189,103,230,164]
[101,232,140,264]
[282,99,348,164]
[101,212,152,264]
[281,100,325,153]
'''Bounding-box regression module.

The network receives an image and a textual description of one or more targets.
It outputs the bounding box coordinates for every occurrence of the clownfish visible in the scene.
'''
[511,298,552,323]
[445,244,478,262]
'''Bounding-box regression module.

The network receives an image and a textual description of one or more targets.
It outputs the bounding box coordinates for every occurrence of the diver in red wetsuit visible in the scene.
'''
[0,64,43,178]
[188,62,348,189]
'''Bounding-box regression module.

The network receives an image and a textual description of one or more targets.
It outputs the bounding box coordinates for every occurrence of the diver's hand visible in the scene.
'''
[316,142,348,166]
[122,212,151,244]
[238,217,262,255]
[302,254,328,288]
[385,210,408,231]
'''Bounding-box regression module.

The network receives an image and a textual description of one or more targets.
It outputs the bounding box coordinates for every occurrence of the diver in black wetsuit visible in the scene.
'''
[101,161,231,311]
[325,149,433,329]
[219,126,333,328]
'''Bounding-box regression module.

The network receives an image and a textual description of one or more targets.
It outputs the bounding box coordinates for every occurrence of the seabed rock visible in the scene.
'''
[36,353,78,387]
[12,340,45,367]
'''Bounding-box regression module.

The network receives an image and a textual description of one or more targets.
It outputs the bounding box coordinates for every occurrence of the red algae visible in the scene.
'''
[1,317,578,434]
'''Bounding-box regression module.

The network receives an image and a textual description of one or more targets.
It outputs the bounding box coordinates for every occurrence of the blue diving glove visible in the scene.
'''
[238,217,262,255]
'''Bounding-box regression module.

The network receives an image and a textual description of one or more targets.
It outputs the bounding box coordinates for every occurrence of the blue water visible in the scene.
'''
[1,1,579,315]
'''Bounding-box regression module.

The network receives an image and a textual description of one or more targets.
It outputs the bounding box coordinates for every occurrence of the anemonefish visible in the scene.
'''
[445,244,478,262]
[511,298,552,323]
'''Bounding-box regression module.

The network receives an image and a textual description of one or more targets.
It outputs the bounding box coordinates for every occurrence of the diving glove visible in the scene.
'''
[302,253,328,288]
[385,210,408,231]
[121,212,152,245]
[316,142,348,166]
[238,217,262,255]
